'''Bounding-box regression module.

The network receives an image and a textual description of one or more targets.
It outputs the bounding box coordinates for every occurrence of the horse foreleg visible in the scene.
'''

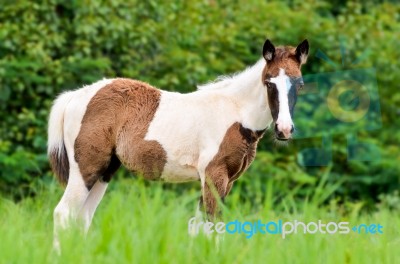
[202,167,229,221]
[225,181,233,197]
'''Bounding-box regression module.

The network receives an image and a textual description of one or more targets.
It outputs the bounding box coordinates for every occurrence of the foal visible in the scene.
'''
[48,39,309,245]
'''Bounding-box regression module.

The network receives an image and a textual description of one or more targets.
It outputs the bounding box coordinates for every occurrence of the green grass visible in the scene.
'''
[0,178,399,264]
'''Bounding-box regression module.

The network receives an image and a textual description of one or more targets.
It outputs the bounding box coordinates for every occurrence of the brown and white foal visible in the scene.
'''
[48,39,309,247]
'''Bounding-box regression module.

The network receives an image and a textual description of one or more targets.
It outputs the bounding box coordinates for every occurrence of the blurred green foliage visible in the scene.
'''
[0,0,399,208]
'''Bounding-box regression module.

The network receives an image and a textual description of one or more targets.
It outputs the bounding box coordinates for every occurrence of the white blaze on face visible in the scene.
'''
[270,68,293,138]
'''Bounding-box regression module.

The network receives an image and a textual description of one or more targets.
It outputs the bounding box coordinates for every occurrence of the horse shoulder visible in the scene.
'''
[205,122,265,181]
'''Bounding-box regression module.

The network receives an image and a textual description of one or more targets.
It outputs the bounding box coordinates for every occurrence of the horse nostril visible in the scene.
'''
[274,123,279,133]
[290,126,294,133]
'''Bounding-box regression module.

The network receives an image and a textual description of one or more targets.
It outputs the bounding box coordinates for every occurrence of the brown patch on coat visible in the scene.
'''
[262,46,302,80]
[203,122,265,218]
[74,78,167,189]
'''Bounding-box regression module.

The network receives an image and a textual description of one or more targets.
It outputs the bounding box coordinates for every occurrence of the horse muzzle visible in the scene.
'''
[274,123,294,141]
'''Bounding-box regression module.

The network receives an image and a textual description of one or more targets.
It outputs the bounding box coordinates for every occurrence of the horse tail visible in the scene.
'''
[47,91,75,186]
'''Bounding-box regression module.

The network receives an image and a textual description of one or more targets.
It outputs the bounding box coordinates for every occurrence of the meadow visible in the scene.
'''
[1,176,398,264]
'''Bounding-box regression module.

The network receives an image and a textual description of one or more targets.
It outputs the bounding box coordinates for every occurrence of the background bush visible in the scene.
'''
[0,0,399,209]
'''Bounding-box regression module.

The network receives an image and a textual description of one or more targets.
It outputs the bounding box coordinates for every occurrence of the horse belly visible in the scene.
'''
[160,161,199,182]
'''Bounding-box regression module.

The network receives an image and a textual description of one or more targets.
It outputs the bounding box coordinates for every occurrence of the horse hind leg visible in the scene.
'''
[53,165,90,252]
[78,154,121,232]
[78,180,108,233]
[54,130,120,252]
[53,156,119,251]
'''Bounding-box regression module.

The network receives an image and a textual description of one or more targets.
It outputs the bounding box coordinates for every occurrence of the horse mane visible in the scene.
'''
[197,46,295,91]
[196,58,266,91]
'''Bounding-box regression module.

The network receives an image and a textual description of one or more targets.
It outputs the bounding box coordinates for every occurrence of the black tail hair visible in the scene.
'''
[49,142,69,186]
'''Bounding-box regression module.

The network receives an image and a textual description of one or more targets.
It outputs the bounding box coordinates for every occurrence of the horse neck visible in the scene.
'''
[231,76,272,130]
[218,70,273,131]
[197,59,273,130]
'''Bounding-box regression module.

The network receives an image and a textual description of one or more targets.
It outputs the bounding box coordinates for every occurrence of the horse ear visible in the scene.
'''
[263,39,275,62]
[295,39,309,64]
